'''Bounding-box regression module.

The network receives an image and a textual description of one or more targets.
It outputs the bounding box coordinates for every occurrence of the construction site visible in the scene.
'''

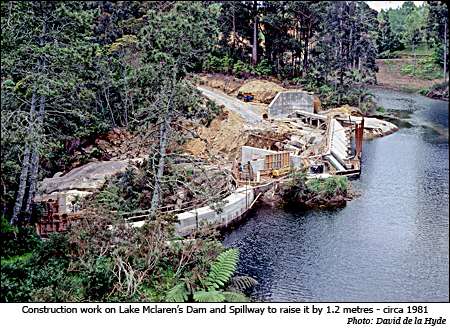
[33,77,398,237]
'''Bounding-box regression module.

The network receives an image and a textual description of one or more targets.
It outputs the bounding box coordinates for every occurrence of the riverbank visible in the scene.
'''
[376,58,448,100]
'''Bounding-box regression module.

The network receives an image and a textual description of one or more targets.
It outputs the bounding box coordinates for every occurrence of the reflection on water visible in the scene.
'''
[223,89,449,302]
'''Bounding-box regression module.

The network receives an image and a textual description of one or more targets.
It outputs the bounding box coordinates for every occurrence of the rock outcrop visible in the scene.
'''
[38,159,140,195]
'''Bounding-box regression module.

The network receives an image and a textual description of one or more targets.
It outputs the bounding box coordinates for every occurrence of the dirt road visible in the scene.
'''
[197,85,265,124]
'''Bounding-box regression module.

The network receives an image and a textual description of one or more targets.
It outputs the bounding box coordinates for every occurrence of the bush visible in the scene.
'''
[400,57,443,80]
[418,88,430,96]
[203,54,234,74]
[253,59,272,76]
[307,176,348,197]
[232,60,254,77]
[431,45,445,66]
[0,217,41,258]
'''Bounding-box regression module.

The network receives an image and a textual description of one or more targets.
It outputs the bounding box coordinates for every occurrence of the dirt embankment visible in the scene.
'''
[376,58,444,92]
[183,109,248,161]
[197,73,286,104]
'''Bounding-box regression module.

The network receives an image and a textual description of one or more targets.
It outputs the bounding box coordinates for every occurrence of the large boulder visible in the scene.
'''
[38,159,141,195]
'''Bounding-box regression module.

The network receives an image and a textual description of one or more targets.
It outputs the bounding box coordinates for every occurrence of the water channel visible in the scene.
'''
[223,88,449,302]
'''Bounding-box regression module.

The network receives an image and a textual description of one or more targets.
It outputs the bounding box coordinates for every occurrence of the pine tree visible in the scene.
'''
[1,2,97,223]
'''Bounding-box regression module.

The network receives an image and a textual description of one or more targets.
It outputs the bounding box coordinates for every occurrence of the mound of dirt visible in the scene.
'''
[183,109,248,161]
[197,74,243,95]
[324,104,363,117]
[238,80,286,104]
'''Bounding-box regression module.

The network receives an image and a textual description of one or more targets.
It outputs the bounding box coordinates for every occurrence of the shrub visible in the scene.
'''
[232,60,254,77]
[307,176,348,197]
[0,217,41,258]
[400,58,442,80]
[203,54,234,73]
[253,59,272,76]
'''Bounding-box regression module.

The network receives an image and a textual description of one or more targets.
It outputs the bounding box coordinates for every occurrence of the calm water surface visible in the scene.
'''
[223,89,449,302]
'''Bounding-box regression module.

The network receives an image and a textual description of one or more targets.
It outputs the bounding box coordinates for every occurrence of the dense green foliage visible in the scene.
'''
[307,176,349,198]
[1,209,255,302]
[281,171,349,209]
[165,248,255,302]
[377,1,448,81]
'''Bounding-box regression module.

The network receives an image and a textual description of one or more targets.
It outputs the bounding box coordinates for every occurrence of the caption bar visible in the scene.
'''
[20,303,448,326]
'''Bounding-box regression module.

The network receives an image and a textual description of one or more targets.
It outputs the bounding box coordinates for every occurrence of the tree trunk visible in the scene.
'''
[10,92,37,224]
[149,115,171,219]
[148,71,177,219]
[444,20,447,82]
[232,3,236,58]
[24,95,46,220]
[252,0,258,66]
[303,27,310,74]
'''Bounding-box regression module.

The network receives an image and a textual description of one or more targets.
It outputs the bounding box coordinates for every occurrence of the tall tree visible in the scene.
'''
[1,2,97,223]
[427,1,449,80]
[251,0,259,65]
[137,2,220,218]
[377,9,402,55]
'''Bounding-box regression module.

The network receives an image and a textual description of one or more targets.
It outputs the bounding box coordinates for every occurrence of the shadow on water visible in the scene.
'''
[223,89,449,302]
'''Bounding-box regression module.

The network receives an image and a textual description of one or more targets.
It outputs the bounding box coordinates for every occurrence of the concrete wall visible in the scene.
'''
[131,186,254,236]
[242,146,303,173]
[241,146,278,164]
[291,155,302,169]
[330,120,349,161]
[268,91,315,118]
[250,158,265,172]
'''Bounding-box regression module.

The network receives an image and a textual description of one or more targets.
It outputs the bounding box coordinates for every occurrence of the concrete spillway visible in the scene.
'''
[324,119,354,173]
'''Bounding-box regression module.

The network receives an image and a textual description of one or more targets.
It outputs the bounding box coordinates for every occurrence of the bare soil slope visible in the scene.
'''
[376,58,444,91]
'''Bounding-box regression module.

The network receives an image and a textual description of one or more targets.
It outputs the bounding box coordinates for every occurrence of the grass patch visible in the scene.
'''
[400,57,442,80]
[306,176,349,197]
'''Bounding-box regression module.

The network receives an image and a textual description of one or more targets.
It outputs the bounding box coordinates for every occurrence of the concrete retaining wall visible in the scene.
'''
[268,91,315,118]
[241,146,303,172]
[241,146,278,172]
[241,146,278,163]
[131,186,254,236]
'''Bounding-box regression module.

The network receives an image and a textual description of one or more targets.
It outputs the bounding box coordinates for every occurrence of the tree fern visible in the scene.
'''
[205,248,239,289]
[165,283,188,302]
[193,290,225,302]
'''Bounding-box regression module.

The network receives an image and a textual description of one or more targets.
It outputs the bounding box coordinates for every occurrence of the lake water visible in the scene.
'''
[223,89,449,302]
